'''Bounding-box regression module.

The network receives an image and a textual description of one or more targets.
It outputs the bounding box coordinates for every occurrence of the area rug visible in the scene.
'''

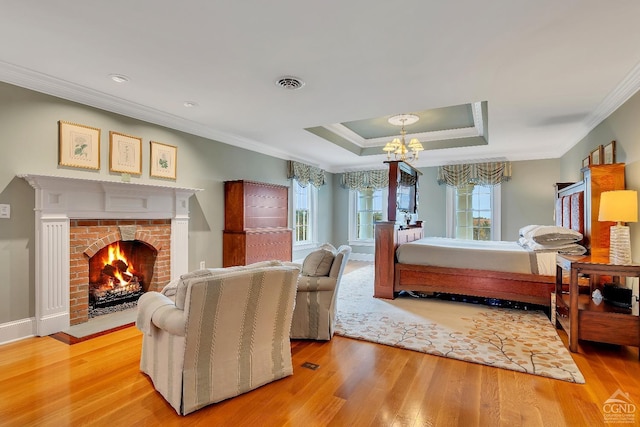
[334,265,585,383]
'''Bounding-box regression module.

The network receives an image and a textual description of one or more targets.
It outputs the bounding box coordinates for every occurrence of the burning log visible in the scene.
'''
[112,259,128,273]
[100,259,136,285]
[102,260,130,276]
[102,264,117,278]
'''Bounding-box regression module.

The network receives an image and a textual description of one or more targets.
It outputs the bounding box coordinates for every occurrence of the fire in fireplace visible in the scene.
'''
[88,240,157,317]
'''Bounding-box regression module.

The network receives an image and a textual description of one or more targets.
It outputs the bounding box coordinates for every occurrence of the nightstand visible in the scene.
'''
[555,254,640,355]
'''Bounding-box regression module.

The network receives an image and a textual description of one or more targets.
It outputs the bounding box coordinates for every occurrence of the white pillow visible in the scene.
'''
[524,240,587,255]
[521,225,582,245]
[519,224,541,238]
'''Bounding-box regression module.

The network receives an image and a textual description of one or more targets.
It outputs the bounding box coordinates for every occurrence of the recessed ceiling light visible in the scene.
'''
[183,101,198,108]
[275,76,305,90]
[109,74,130,83]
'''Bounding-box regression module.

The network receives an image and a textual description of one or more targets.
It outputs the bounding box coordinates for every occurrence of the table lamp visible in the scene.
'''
[598,190,638,264]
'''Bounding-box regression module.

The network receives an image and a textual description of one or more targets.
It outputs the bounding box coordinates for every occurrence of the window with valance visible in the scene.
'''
[437,161,512,187]
[287,160,326,187]
[341,169,389,190]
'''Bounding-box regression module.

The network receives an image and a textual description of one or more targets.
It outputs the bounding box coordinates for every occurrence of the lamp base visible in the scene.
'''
[609,225,632,265]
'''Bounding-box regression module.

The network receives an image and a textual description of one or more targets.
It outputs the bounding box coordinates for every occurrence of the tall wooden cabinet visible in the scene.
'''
[223,180,292,267]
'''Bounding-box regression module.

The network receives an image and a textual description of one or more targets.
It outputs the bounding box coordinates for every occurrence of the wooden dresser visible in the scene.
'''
[223,180,292,267]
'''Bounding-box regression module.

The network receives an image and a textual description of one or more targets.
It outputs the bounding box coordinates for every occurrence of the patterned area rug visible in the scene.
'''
[334,265,585,383]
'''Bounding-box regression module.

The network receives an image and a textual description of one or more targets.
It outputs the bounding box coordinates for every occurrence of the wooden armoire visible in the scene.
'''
[223,180,292,267]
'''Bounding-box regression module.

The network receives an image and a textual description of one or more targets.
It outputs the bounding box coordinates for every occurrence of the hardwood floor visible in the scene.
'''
[1,266,638,426]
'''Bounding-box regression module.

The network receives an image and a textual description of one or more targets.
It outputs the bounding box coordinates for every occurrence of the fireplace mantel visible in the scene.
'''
[19,174,202,336]
[19,174,202,219]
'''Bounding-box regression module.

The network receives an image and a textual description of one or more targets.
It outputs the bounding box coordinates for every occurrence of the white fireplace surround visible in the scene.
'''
[19,174,201,336]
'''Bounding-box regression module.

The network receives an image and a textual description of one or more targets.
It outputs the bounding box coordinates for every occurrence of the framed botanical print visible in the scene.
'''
[58,121,101,170]
[109,131,142,174]
[603,140,616,164]
[150,141,177,179]
[582,156,590,169]
[590,145,603,165]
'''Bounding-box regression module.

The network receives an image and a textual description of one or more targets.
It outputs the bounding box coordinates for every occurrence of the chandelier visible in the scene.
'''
[382,114,424,163]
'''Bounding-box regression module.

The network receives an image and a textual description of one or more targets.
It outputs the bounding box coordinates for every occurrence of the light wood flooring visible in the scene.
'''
[0,263,639,426]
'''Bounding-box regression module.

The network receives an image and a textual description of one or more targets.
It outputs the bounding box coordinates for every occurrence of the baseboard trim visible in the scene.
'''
[348,253,374,262]
[295,252,374,264]
[0,317,36,346]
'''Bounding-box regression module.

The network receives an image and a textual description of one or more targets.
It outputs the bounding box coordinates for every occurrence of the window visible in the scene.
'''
[446,184,501,240]
[292,180,317,247]
[349,188,387,243]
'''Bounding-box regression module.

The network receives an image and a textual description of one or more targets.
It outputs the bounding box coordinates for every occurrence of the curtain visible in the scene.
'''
[399,170,418,187]
[341,169,389,190]
[287,161,326,187]
[437,161,511,187]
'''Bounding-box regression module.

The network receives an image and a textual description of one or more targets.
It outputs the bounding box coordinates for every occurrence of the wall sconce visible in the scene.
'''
[598,190,638,264]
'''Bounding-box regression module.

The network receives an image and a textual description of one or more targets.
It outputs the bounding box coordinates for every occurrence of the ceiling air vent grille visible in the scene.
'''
[275,76,305,90]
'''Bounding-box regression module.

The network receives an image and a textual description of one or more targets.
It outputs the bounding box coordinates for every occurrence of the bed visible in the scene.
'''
[373,162,589,307]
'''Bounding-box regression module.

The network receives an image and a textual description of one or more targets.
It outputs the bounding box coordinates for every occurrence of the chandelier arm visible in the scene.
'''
[383,115,423,164]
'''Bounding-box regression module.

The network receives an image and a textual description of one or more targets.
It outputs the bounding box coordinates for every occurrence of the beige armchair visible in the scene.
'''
[290,245,351,340]
[136,264,299,415]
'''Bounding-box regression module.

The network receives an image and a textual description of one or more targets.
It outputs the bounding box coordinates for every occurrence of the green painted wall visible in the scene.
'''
[501,159,561,240]
[416,167,447,238]
[0,82,334,324]
[560,89,640,262]
[2,77,640,328]
[330,159,560,246]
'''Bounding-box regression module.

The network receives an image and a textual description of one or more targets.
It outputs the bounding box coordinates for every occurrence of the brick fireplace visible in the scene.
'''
[20,174,201,336]
[69,219,172,325]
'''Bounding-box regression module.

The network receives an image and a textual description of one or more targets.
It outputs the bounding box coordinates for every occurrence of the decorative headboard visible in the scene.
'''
[555,181,587,248]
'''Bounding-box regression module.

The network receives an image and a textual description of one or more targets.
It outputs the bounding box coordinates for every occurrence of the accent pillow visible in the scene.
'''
[520,225,582,245]
[173,262,285,309]
[302,248,335,277]
[160,277,181,299]
[206,260,283,274]
[174,269,215,310]
[318,243,337,253]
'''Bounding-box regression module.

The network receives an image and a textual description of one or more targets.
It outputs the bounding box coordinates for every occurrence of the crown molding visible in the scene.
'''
[0,60,295,163]
[3,57,638,173]
[584,60,640,132]
[323,101,485,148]
[471,101,485,137]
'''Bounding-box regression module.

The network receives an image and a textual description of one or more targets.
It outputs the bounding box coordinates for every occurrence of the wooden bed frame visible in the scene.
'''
[373,162,589,307]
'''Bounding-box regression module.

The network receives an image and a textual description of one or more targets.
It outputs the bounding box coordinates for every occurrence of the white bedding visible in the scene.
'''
[396,237,556,276]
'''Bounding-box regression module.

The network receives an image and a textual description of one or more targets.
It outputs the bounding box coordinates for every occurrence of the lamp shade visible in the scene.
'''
[598,190,638,223]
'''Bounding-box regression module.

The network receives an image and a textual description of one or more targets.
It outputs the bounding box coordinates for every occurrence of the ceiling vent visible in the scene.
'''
[275,76,305,90]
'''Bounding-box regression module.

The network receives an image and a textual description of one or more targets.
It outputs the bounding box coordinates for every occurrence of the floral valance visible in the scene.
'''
[341,169,389,190]
[399,170,418,187]
[437,161,512,187]
[287,160,326,187]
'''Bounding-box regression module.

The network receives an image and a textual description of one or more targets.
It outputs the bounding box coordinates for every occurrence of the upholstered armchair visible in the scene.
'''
[290,244,351,340]
[136,264,299,415]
